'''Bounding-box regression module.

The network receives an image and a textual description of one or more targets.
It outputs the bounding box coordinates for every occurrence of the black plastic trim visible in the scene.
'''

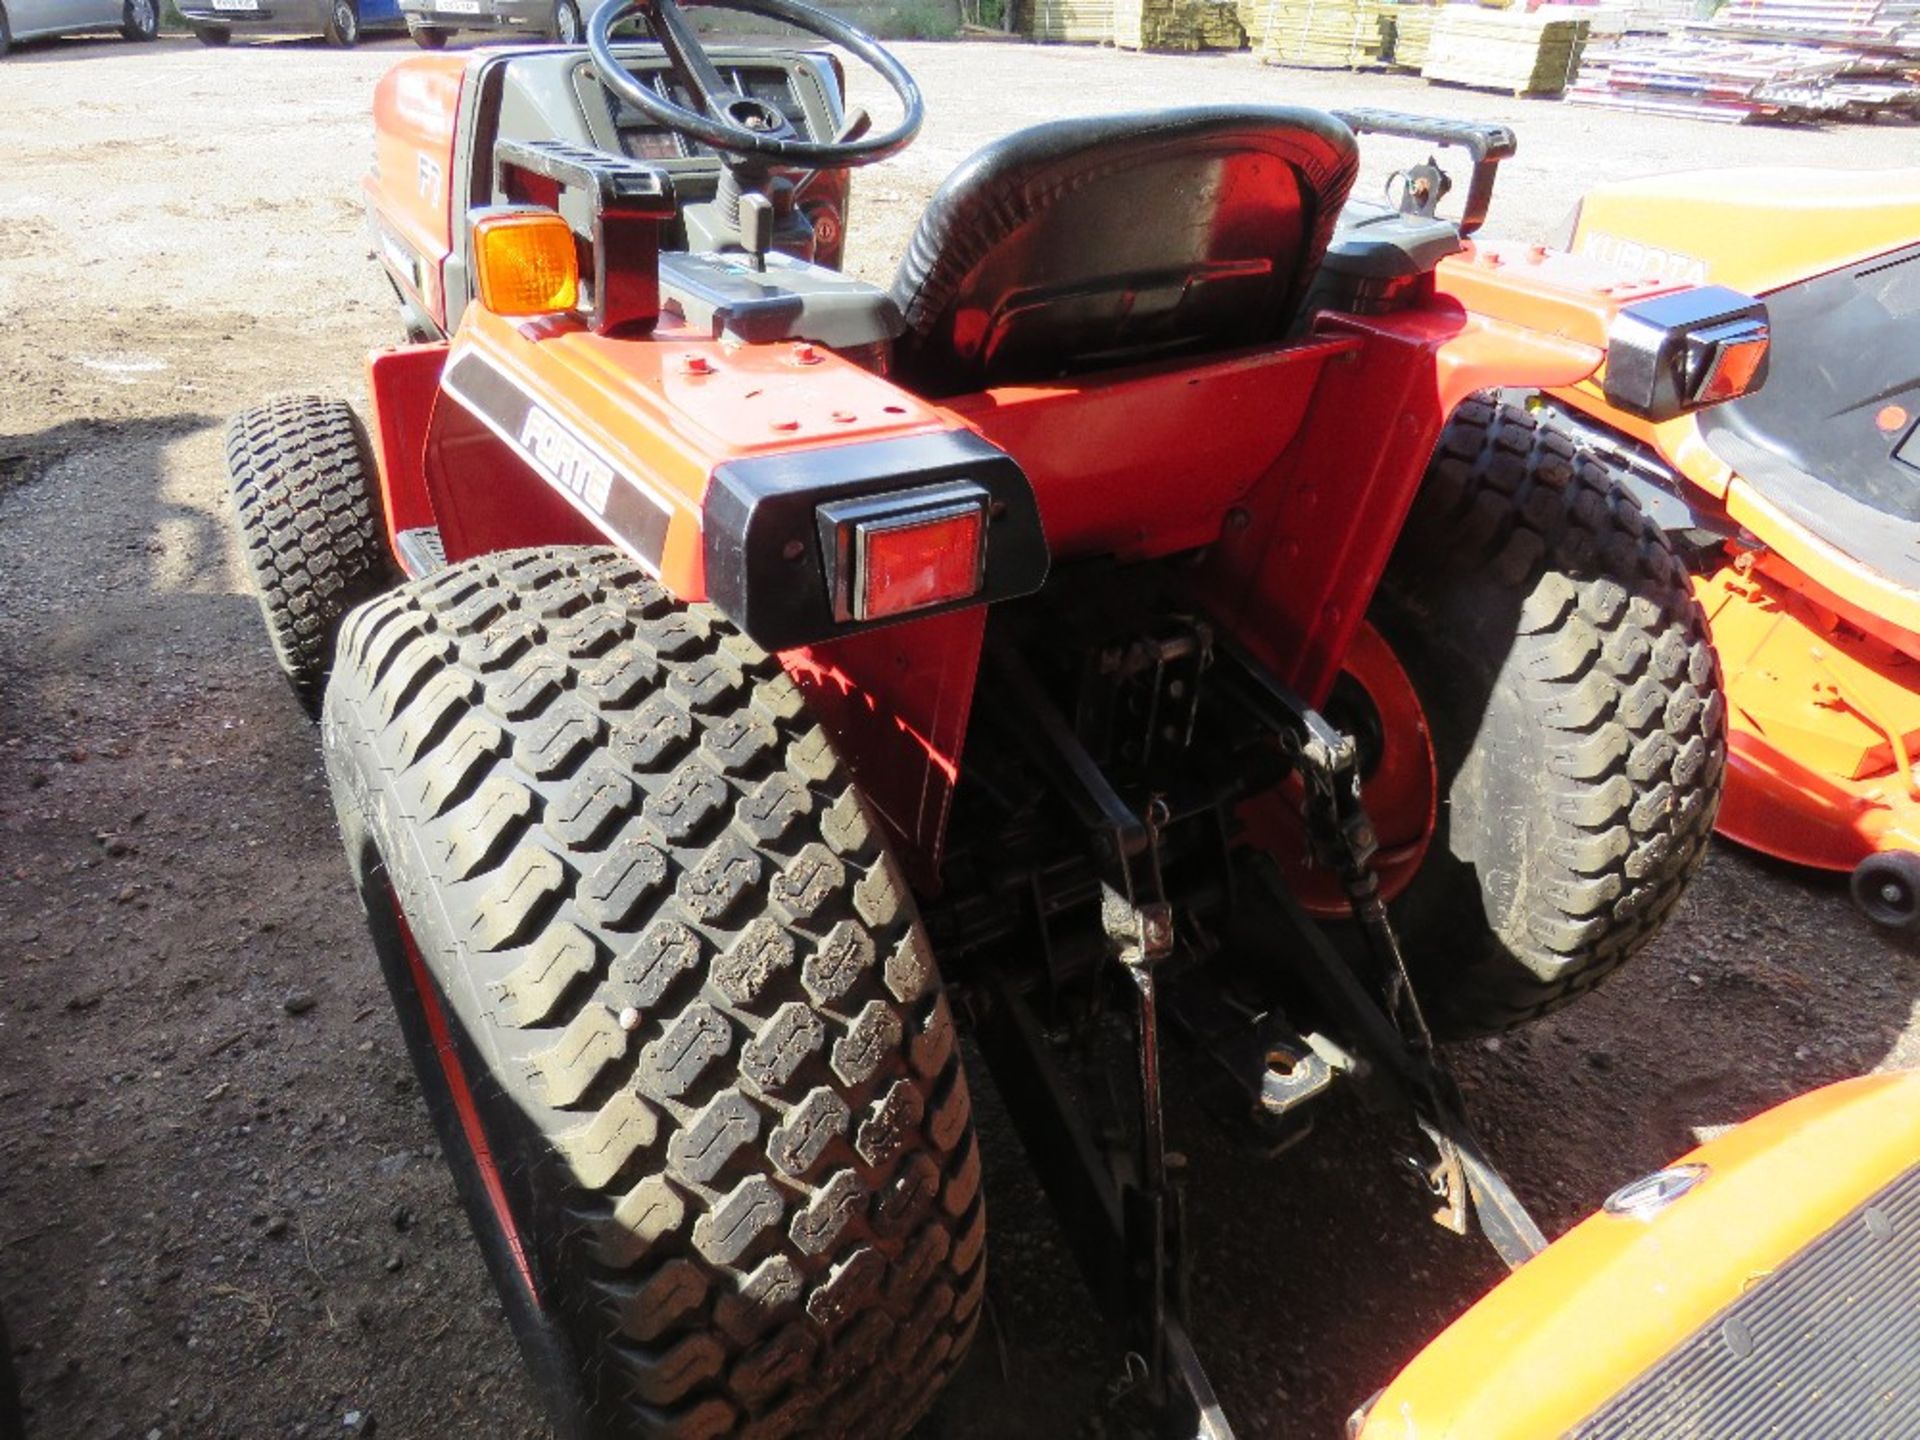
[703,429,1048,650]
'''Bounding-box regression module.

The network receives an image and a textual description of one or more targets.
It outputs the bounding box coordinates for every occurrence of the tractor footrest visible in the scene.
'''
[395,526,446,579]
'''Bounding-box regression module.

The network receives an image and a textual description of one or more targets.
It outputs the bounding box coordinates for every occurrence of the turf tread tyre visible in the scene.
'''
[226,396,394,713]
[324,547,981,1440]
[1375,397,1725,1035]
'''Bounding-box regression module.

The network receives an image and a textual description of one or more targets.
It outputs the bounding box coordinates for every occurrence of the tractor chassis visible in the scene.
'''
[962,633,1545,1438]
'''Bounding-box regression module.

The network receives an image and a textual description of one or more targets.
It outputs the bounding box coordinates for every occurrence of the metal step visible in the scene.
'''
[394,526,447,579]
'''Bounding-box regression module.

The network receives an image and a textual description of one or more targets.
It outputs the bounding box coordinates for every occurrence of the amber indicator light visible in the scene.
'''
[472,210,579,317]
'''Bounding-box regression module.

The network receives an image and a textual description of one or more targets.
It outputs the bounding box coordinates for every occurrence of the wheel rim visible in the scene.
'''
[1853,854,1920,929]
[556,2,579,40]
[390,892,541,1306]
[1238,622,1438,918]
[132,0,154,30]
[336,1,355,37]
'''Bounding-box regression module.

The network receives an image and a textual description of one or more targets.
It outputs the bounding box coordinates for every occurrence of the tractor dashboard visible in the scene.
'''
[484,44,854,263]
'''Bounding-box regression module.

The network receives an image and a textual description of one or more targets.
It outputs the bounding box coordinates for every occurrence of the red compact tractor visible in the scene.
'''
[222,10,1815,1437]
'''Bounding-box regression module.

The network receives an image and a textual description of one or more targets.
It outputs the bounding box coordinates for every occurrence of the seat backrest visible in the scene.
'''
[888,107,1359,397]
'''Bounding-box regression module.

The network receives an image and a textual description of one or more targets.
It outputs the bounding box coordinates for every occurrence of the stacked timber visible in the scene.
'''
[1379,0,1439,69]
[1024,0,1115,40]
[1420,6,1592,93]
[1253,0,1388,68]
[1113,0,1248,49]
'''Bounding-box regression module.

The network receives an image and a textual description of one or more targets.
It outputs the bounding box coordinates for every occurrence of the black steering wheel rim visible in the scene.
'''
[587,0,923,166]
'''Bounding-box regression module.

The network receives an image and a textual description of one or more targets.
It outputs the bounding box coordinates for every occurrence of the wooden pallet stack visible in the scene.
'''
[1420,6,1592,93]
[1253,0,1387,68]
[1024,0,1116,41]
[1113,0,1248,49]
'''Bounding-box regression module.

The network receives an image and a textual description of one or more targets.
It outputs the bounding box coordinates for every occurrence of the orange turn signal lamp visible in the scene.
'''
[471,207,579,318]
[817,482,990,623]
[1684,319,1770,407]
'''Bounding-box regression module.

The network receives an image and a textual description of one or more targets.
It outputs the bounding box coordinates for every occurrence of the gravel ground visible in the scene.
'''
[1,32,1917,1440]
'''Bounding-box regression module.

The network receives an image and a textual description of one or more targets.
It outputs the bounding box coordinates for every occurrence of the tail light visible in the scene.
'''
[1604,285,1770,423]
[817,482,988,622]
[702,430,1048,652]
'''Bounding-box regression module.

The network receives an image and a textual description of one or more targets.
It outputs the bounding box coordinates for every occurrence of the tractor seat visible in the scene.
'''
[888,106,1359,397]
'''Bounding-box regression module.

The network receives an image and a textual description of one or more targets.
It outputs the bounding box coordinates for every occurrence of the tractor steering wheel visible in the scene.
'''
[587,0,924,168]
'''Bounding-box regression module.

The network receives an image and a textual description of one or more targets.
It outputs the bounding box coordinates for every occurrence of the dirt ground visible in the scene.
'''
[1,31,1917,1440]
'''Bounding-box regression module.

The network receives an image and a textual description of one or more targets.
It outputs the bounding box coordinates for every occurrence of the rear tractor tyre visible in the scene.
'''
[408,21,450,46]
[324,546,985,1440]
[1850,850,1920,931]
[226,396,396,716]
[1367,397,1725,1037]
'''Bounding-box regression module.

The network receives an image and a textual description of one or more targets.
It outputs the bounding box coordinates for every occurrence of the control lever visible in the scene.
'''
[738,190,773,271]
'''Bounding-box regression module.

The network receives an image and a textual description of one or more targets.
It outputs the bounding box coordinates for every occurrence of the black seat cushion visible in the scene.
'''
[889,106,1359,396]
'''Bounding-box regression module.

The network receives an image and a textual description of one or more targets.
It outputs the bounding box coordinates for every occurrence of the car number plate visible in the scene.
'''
[211,1,258,12]
[437,2,481,14]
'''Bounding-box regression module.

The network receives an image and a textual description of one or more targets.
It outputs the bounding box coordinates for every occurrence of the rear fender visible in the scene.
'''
[1192,292,1604,704]
[365,342,451,564]
[398,306,1042,881]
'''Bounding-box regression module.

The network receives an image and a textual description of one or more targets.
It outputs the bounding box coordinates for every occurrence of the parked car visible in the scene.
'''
[397,0,579,50]
[174,0,404,46]
[0,0,158,55]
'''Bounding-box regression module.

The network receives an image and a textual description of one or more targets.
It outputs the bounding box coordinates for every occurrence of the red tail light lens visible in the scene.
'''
[1686,322,1770,407]
[856,504,985,621]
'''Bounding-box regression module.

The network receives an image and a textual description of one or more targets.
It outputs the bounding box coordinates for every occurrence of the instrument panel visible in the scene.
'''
[569,55,835,165]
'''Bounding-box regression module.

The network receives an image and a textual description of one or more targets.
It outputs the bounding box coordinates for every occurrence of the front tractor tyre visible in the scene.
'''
[1366,398,1725,1037]
[324,547,985,1440]
[226,396,396,715]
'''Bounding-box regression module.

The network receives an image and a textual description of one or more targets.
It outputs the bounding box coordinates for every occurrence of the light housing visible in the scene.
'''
[701,431,1049,652]
[1604,285,1770,423]
[818,482,989,623]
[470,206,579,317]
